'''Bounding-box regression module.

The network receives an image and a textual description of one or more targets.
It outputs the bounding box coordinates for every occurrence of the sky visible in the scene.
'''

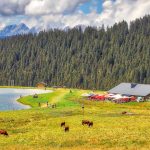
[0,0,150,30]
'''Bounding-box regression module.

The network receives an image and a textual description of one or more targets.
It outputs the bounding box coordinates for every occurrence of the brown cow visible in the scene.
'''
[122,111,127,114]
[61,122,65,127]
[88,121,93,127]
[82,120,90,125]
[64,126,69,132]
[0,130,8,136]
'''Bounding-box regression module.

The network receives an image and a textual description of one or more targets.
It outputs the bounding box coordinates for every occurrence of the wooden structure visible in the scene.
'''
[36,82,47,88]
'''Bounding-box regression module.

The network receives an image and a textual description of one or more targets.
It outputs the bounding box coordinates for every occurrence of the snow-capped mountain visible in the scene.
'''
[0,23,89,39]
[0,23,37,38]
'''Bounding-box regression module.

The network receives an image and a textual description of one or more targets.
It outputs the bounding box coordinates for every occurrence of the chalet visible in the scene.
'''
[108,83,150,100]
[36,82,47,88]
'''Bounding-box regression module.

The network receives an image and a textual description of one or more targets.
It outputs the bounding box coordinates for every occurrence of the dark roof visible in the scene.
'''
[108,83,150,97]
[37,82,47,85]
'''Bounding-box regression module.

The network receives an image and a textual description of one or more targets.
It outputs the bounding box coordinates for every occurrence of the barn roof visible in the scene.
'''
[108,83,150,97]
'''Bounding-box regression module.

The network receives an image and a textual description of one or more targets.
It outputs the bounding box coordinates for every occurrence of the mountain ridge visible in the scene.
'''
[0,23,36,38]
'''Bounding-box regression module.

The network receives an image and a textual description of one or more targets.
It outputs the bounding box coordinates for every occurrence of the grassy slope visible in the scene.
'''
[18,88,80,108]
[0,88,150,149]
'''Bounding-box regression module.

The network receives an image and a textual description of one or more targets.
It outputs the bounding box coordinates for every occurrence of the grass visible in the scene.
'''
[0,87,150,149]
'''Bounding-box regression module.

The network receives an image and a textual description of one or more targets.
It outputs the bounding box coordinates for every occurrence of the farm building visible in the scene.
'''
[108,83,150,100]
[36,82,47,88]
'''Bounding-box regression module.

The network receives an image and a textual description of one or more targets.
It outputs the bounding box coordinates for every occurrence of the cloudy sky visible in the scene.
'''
[0,0,150,30]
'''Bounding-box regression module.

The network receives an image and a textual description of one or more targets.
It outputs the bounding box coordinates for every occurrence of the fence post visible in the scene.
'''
[82,104,84,116]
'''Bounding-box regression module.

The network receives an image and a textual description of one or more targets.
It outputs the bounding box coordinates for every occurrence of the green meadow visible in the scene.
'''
[0,88,150,150]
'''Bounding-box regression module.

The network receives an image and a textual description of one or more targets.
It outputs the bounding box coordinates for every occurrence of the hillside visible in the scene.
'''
[0,15,150,90]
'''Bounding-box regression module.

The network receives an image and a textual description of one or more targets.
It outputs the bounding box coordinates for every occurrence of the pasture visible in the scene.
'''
[0,88,150,150]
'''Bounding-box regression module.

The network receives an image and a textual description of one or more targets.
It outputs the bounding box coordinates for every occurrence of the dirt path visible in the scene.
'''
[41,88,69,107]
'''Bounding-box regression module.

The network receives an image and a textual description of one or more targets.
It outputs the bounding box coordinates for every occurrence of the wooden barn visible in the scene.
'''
[108,83,150,100]
[36,82,47,88]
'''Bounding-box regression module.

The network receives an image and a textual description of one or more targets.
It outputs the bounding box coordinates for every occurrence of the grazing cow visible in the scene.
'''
[64,126,69,132]
[0,130,8,136]
[88,121,93,127]
[82,120,90,125]
[122,111,127,114]
[61,122,65,127]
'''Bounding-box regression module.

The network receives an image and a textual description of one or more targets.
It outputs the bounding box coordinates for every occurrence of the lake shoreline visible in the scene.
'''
[0,87,53,111]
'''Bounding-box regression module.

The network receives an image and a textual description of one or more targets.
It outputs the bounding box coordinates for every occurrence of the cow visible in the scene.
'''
[88,121,93,127]
[64,126,69,132]
[122,111,127,114]
[61,122,65,127]
[82,120,90,125]
[0,130,8,136]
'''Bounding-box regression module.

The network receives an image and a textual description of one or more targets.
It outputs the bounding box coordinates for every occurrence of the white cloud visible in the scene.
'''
[25,0,89,15]
[0,0,150,30]
[99,0,150,26]
[0,0,30,16]
[0,0,89,16]
[0,23,5,30]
